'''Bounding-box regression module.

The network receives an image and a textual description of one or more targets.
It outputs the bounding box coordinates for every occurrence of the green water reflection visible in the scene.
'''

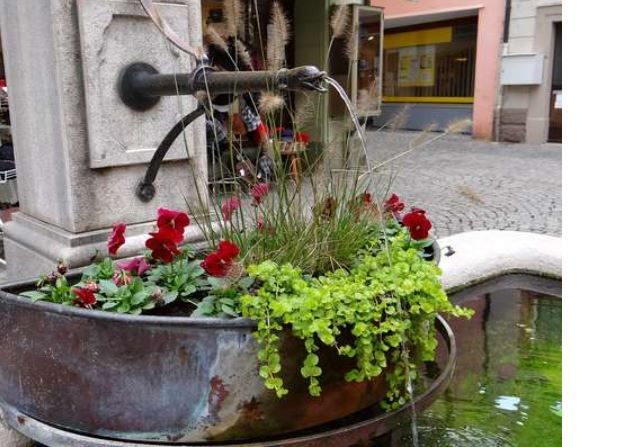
[418,289,562,446]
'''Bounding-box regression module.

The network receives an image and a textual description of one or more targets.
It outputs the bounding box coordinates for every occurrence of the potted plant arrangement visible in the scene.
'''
[0,174,471,442]
[0,4,472,444]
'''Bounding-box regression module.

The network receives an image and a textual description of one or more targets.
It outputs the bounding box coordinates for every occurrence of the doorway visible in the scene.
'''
[548,22,561,142]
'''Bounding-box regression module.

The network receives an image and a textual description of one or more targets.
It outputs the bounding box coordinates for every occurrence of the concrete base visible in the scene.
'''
[3,212,210,282]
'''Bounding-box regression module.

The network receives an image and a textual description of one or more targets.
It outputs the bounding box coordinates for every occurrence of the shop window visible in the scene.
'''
[328,6,384,117]
[382,20,477,103]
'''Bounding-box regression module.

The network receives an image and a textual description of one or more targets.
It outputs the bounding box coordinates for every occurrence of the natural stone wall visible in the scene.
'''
[497,108,527,142]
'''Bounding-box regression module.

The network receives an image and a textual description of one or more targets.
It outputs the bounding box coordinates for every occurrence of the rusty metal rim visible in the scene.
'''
[0,315,455,447]
[0,275,257,328]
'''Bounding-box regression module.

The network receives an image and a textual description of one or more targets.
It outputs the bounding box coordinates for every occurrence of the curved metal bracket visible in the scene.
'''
[136,107,206,202]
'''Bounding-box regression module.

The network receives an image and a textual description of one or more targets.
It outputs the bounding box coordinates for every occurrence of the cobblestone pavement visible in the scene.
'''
[365,130,562,238]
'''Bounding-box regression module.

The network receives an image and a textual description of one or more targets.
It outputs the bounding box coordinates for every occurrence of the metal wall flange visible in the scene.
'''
[117,62,162,111]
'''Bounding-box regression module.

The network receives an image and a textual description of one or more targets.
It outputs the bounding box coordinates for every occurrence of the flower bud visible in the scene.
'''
[57,262,67,275]
[151,288,164,306]
[83,281,100,293]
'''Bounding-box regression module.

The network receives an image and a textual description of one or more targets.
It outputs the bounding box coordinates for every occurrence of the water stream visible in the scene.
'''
[325,76,421,447]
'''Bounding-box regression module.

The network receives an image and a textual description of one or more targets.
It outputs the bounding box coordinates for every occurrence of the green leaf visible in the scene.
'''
[131,290,150,305]
[163,291,179,304]
[142,301,156,310]
[81,264,100,279]
[238,276,255,290]
[20,291,48,302]
[208,277,227,290]
[221,304,238,317]
[102,301,119,310]
[116,303,130,313]
[99,280,118,296]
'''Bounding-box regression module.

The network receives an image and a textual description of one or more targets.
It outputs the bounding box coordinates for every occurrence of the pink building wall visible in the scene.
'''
[372,0,506,140]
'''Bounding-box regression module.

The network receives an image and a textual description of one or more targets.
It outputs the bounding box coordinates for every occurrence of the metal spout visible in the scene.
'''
[118,62,327,111]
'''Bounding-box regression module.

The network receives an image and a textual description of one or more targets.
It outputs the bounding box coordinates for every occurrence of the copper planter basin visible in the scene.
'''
[0,277,453,444]
[0,277,389,443]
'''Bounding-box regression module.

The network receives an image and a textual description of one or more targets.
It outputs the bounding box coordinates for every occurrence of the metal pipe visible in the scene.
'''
[118,62,327,110]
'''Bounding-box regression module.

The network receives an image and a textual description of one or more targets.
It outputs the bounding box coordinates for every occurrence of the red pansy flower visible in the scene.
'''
[156,208,189,243]
[250,183,269,205]
[201,252,229,277]
[295,132,310,144]
[73,287,96,307]
[117,257,151,276]
[384,194,405,216]
[145,229,181,263]
[200,240,240,277]
[402,209,432,241]
[107,223,126,256]
[217,240,240,259]
[221,197,241,221]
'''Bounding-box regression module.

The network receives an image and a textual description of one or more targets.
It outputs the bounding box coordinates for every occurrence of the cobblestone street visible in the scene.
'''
[366,130,562,238]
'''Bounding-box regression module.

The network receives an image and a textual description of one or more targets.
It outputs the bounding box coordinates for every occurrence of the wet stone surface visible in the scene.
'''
[365,130,562,238]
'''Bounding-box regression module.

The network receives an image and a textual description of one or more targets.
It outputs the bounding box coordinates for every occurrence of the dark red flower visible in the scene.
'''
[107,223,126,256]
[221,197,241,221]
[200,240,240,277]
[145,229,181,263]
[73,287,96,307]
[362,192,372,205]
[156,208,189,243]
[384,194,405,216]
[117,257,151,276]
[217,240,240,259]
[201,252,229,277]
[295,132,310,144]
[402,209,432,241]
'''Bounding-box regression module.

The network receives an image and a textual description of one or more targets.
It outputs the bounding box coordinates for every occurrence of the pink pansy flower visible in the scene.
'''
[250,183,269,205]
[117,257,151,276]
[221,197,241,221]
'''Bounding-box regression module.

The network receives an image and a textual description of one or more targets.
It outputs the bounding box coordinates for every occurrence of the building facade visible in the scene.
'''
[371,0,506,140]
[497,1,562,143]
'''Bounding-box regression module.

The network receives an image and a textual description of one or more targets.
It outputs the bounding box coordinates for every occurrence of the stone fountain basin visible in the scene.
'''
[0,276,432,444]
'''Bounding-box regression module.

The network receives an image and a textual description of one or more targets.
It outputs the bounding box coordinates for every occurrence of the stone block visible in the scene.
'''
[499,123,526,143]
[500,108,527,125]
[77,0,197,169]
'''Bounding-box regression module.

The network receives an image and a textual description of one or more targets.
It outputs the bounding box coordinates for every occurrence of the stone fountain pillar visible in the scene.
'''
[0,0,207,281]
